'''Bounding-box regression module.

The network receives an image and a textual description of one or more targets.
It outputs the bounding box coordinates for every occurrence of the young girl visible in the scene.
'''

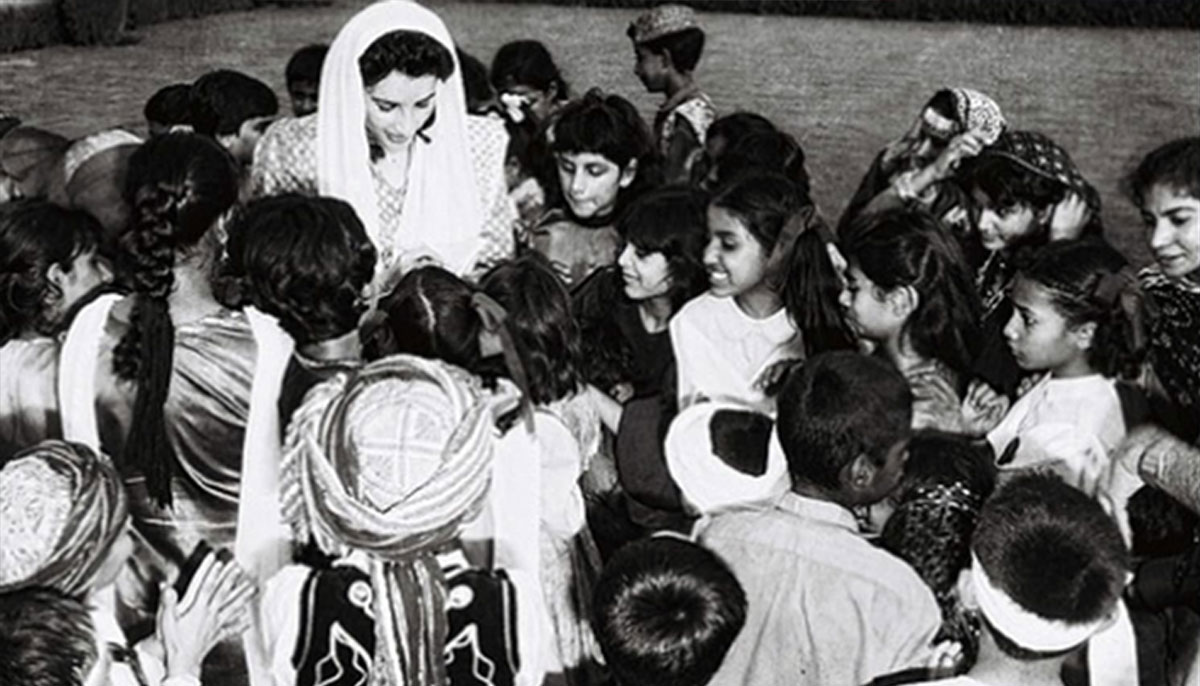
[0,199,112,458]
[839,208,982,431]
[1129,136,1200,442]
[529,89,658,288]
[490,40,570,126]
[977,239,1147,540]
[671,170,807,413]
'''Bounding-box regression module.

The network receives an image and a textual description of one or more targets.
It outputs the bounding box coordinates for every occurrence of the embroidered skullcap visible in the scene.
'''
[665,401,789,514]
[948,88,1006,146]
[0,440,129,596]
[985,130,1101,214]
[62,129,143,187]
[280,353,495,686]
[628,4,700,44]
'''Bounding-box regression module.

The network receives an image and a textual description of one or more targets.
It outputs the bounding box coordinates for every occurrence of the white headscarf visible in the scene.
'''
[317,0,484,274]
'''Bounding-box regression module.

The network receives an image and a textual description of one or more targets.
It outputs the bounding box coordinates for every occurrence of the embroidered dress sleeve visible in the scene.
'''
[249,116,319,199]
[466,115,518,275]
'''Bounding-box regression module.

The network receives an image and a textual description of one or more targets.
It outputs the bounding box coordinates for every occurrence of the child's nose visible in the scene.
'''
[1002,313,1020,340]
[838,288,851,309]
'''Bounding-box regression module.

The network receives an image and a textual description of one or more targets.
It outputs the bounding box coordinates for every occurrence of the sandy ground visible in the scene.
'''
[1,0,1197,263]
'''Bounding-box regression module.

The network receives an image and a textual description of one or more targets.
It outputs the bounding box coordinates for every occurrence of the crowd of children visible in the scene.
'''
[1,2,1198,685]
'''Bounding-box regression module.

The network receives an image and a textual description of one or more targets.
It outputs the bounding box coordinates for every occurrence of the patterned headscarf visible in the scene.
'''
[983,129,1101,215]
[280,354,495,686]
[0,440,129,596]
[947,88,1006,147]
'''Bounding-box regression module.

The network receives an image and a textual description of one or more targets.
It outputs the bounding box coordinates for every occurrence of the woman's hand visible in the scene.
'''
[960,379,1009,436]
[157,552,256,680]
[1048,191,1092,241]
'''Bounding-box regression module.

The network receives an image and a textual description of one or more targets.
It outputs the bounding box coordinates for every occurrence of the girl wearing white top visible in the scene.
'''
[671,170,809,413]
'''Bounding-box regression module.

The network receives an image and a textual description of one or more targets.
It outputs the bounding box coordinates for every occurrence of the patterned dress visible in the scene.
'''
[1140,266,1200,441]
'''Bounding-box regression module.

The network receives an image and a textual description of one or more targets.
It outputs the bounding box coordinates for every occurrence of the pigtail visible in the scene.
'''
[114,182,182,507]
[783,222,858,358]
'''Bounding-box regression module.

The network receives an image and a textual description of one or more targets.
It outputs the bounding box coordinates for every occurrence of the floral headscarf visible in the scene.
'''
[982,129,1101,215]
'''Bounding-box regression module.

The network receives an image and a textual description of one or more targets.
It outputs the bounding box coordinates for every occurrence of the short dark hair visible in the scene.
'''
[143,83,192,128]
[631,27,706,73]
[0,198,102,341]
[0,586,97,686]
[189,70,279,136]
[775,351,912,491]
[285,43,329,86]
[551,88,655,170]
[359,30,454,88]
[972,473,1128,658]
[593,536,746,686]
[217,194,376,346]
[619,185,710,310]
[490,40,569,99]
[1128,136,1200,209]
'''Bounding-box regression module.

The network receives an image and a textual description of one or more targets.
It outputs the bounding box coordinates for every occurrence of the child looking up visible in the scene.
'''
[593,536,747,686]
[671,170,806,413]
[627,3,715,184]
[1129,137,1200,441]
[284,44,328,117]
[839,208,982,432]
[697,351,940,686]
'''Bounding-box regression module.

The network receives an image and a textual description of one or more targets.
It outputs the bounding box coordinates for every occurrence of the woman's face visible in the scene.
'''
[1143,183,1200,280]
[364,71,438,156]
[973,189,1043,252]
[703,205,770,298]
[556,152,634,220]
[617,243,672,301]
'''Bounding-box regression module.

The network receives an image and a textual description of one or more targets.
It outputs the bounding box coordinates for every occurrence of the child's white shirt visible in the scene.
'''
[670,292,803,415]
[986,373,1142,543]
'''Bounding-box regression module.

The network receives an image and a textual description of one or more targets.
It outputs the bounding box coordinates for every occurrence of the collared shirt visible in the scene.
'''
[696,492,941,686]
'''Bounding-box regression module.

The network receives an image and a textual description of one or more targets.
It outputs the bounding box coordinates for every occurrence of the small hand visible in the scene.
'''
[609,382,635,404]
[930,131,985,180]
[960,379,1009,436]
[753,358,801,394]
[158,552,256,679]
[1048,191,1092,241]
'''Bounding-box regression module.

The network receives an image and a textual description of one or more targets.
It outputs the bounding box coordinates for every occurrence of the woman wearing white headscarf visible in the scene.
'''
[251,1,516,281]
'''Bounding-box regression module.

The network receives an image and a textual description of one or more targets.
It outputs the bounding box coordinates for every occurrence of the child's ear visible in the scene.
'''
[887,284,919,320]
[1070,320,1097,351]
[618,158,639,189]
[46,261,69,290]
[843,453,877,495]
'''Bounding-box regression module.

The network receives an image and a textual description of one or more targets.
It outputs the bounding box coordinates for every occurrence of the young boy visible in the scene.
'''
[188,69,279,166]
[909,472,1129,686]
[143,83,192,136]
[627,3,716,185]
[696,351,941,686]
[593,535,747,686]
[284,43,328,117]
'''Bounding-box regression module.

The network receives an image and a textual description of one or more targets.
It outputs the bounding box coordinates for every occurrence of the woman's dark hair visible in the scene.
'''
[1128,136,1200,209]
[1016,239,1148,380]
[217,194,376,346]
[114,132,239,506]
[619,185,710,310]
[843,208,982,379]
[359,30,454,87]
[364,266,484,370]
[0,199,102,342]
[712,129,810,197]
[490,40,569,101]
[709,170,806,253]
[480,254,582,405]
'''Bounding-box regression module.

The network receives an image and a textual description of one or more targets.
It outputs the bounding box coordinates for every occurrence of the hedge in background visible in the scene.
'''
[0,4,65,52]
[60,0,130,46]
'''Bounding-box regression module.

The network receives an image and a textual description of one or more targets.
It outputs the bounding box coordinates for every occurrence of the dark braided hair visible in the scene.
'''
[113,133,238,506]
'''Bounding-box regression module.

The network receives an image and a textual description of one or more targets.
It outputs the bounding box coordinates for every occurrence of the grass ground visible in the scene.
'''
[1,0,1196,263]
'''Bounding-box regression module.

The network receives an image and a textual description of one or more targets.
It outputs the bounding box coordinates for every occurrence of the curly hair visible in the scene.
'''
[114,132,239,506]
[218,194,376,346]
[359,30,454,87]
[480,254,583,405]
[0,199,102,342]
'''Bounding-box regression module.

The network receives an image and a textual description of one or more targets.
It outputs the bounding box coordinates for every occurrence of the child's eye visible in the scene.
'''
[721,239,737,250]
[586,164,608,177]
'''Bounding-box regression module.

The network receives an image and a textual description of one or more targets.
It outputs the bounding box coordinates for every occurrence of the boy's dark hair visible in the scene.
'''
[359,30,454,88]
[630,26,706,73]
[189,70,279,137]
[619,185,710,310]
[1017,239,1146,380]
[143,83,192,128]
[480,253,583,405]
[217,194,376,346]
[0,586,97,686]
[456,48,495,114]
[551,88,655,170]
[593,536,746,686]
[776,351,912,491]
[490,40,569,100]
[843,208,982,381]
[285,43,329,86]
[1128,136,1200,209]
[973,473,1129,660]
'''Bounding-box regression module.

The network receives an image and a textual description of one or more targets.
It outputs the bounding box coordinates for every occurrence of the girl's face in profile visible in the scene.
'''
[1143,183,1200,281]
[556,152,635,220]
[839,263,902,343]
[1003,275,1090,377]
[364,70,438,156]
[617,242,672,301]
[703,205,769,300]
